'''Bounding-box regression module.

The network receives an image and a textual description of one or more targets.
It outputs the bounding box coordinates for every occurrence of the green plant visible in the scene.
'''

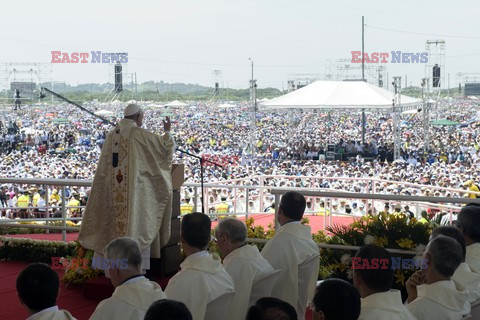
[0,236,75,263]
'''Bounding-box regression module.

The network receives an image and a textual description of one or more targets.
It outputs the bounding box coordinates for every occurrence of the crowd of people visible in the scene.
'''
[0,98,479,219]
[14,193,480,320]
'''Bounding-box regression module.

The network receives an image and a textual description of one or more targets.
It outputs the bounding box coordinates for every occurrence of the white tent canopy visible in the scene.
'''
[146,103,165,108]
[94,109,115,116]
[165,100,188,107]
[260,81,422,110]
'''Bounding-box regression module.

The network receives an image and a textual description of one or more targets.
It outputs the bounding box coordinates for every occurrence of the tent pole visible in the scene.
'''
[362,109,366,144]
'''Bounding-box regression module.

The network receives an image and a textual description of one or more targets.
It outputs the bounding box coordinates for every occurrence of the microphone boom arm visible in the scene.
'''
[40,87,115,125]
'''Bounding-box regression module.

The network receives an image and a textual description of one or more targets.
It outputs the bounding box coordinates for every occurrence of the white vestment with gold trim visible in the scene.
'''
[79,119,174,264]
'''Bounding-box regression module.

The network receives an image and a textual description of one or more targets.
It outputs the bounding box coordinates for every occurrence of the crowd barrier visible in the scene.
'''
[1,176,479,243]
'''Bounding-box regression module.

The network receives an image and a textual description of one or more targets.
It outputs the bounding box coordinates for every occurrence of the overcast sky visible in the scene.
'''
[1,0,479,90]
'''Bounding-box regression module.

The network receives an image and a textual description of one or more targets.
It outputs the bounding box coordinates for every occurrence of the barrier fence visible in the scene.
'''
[1,177,479,244]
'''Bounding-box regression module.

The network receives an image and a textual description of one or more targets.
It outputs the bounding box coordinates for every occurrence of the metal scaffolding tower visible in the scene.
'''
[1,62,52,101]
[325,58,387,86]
[425,40,445,94]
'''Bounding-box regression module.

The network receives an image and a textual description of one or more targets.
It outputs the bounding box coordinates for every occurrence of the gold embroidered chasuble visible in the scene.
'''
[78,119,174,258]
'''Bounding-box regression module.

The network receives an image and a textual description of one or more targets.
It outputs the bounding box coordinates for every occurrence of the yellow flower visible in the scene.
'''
[397,238,414,249]
[394,270,406,286]
[373,237,388,247]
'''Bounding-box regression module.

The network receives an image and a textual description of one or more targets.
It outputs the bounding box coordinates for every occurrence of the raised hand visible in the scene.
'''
[163,117,171,132]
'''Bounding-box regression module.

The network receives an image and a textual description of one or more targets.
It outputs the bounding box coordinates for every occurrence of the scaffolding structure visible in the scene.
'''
[325,59,387,87]
[1,62,52,101]
[457,72,480,84]
[287,73,323,92]
[424,40,445,94]
[105,62,133,102]
[211,69,222,99]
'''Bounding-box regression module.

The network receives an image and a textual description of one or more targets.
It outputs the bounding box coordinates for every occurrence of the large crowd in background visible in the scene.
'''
[0,97,479,218]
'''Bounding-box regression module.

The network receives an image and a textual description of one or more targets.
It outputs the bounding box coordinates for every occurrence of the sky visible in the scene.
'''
[0,0,479,90]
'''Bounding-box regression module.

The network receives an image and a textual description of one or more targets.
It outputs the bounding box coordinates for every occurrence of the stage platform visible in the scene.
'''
[0,214,354,319]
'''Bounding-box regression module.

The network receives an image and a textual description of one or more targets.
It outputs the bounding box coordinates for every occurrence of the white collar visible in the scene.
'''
[187,250,209,259]
[27,306,59,320]
[122,275,146,286]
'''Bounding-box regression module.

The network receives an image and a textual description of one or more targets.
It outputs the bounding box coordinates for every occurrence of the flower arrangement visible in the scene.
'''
[318,212,432,293]
[62,241,103,286]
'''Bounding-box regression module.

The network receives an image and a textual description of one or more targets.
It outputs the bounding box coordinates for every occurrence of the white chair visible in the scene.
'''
[204,291,235,320]
[470,299,480,319]
[249,269,282,307]
[297,253,320,320]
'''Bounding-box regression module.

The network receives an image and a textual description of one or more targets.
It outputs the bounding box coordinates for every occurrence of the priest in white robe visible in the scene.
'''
[406,236,470,320]
[261,191,319,320]
[90,238,167,320]
[165,213,235,320]
[432,226,480,303]
[16,263,77,320]
[456,205,480,274]
[466,243,480,274]
[79,104,174,270]
[25,307,76,320]
[352,245,416,320]
[215,218,274,320]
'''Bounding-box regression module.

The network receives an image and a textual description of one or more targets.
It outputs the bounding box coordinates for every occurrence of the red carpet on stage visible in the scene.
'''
[6,232,80,242]
[0,260,314,320]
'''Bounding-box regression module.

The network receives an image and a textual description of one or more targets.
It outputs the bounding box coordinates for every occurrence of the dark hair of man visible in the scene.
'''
[313,279,361,320]
[427,235,463,278]
[279,191,306,221]
[16,263,59,312]
[144,299,192,320]
[458,205,480,242]
[355,245,393,292]
[432,226,466,260]
[181,212,211,250]
[246,297,297,320]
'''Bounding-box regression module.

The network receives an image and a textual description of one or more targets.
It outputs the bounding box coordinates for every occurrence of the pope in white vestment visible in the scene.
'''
[78,106,174,267]
[261,221,319,320]
[89,276,166,320]
[466,243,480,274]
[26,306,76,320]
[165,252,235,320]
[358,290,417,320]
[452,262,480,303]
[223,244,274,320]
[406,280,470,320]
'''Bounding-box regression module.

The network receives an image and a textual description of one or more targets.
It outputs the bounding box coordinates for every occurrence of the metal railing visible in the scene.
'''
[0,178,90,241]
[186,174,480,214]
[1,176,479,244]
[246,238,419,255]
